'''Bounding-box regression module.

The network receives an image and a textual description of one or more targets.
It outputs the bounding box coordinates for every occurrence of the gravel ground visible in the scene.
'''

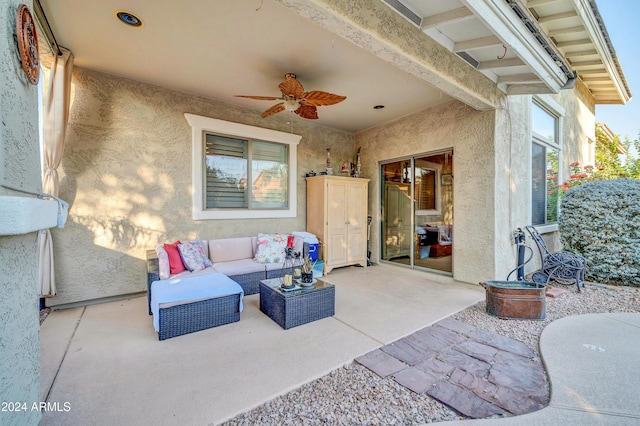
[40,307,52,325]
[221,283,640,426]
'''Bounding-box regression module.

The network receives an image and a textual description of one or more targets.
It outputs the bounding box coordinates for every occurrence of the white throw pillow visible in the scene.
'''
[155,244,170,279]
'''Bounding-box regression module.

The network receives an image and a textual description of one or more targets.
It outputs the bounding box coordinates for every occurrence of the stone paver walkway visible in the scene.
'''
[355,318,548,419]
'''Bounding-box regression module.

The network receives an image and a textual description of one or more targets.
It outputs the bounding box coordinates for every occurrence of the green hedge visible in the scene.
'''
[559,179,640,286]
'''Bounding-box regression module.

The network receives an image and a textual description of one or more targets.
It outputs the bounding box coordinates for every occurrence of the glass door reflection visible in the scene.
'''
[381,151,453,274]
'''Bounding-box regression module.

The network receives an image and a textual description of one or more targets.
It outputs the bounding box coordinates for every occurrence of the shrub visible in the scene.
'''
[547,162,596,222]
[559,179,640,286]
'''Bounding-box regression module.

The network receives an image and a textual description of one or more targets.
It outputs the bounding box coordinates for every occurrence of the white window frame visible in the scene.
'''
[530,95,564,234]
[185,114,301,220]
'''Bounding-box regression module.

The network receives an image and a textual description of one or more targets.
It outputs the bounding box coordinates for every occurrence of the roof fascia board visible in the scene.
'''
[571,0,631,103]
[463,0,569,93]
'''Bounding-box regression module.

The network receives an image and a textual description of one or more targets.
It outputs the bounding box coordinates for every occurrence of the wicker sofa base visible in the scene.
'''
[228,270,265,295]
[157,293,241,340]
[147,250,282,303]
[146,247,297,339]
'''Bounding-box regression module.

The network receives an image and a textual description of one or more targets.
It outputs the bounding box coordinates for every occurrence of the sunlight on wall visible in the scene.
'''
[52,65,356,306]
[75,174,171,254]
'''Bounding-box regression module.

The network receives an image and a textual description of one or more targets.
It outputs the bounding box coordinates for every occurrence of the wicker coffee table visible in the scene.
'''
[259,278,335,329]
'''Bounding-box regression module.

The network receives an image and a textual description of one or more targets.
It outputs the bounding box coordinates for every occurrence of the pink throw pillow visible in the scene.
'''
[164,241,185,275]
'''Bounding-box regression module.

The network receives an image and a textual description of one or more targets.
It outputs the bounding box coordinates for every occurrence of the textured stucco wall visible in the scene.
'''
[49,67,355,306]
[48,25,597,305]
[0,0,43,424]
[356,81,596,284]
[528,81,596,258]
[490,84,596,276]
[356,99,499,284]
[559,79,596,172]
[493,96,530,278]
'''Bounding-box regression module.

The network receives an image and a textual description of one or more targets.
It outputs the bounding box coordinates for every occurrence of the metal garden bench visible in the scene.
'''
[525,225,586,291]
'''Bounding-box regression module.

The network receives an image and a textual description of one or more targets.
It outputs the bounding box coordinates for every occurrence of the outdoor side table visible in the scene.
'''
[259,278,335,329]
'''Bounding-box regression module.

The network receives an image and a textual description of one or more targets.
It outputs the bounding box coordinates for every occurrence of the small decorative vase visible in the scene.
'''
[301,272,313,283]
[280,248,296,287]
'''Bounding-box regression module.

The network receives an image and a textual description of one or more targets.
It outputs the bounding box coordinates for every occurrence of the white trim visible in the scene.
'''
[535,223,559,234]
[572,0,631,103]
[184,114,301,220]
[0,197,58,235]
[532,94,565,117]
[528,97,563,227]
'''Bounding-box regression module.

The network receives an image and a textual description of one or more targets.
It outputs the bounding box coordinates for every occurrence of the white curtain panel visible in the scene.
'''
[39,48,74,297]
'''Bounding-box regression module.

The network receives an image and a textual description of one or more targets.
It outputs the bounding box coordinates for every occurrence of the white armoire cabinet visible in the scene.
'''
[306,175,369,274]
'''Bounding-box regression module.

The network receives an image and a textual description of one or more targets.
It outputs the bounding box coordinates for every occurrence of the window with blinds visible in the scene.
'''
[205,133,288,209]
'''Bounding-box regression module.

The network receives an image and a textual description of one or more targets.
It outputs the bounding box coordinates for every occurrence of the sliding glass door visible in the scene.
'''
[381,151,453,274]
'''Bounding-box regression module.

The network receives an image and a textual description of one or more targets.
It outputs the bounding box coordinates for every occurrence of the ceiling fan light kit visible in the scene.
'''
[235,73,346,120]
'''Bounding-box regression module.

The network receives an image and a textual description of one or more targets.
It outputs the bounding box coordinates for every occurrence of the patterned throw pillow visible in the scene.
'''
[254,233,289,263]
[178,240,213,272]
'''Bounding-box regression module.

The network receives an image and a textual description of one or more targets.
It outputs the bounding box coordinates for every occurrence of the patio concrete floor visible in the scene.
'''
[40,264,484,425]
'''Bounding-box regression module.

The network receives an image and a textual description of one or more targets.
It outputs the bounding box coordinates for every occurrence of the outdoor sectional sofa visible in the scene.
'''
[146,234,301,340]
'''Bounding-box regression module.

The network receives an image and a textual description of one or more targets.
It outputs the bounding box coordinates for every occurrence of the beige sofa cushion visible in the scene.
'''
[209,237,256,263]
[169,266,217,280]
[212,259,265,276]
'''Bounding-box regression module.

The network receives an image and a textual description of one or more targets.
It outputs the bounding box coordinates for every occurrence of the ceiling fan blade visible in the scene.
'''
[295,104,318,119]
[301,91,346,107]
[279,76,304,98]
[261,103,286,118]
[235,95,282,101]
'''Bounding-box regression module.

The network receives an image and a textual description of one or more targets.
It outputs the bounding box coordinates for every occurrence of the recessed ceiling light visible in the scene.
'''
[373,105,385,110]
[115,10,143,28]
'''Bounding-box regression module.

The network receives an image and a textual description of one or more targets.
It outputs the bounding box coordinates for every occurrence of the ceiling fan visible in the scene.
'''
[235,73,346,119]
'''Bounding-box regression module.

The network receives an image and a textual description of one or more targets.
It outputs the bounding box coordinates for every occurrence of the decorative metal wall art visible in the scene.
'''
[16,4,40,85]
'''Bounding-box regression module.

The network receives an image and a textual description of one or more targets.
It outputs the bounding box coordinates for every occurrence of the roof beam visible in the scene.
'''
[583,82,614,87]
[465,0,571,92]
[573,0,631,103]
[506,84,553,95]
[556,39,593,48]
[527,0,562,7]
[420,7,474,29]
[453,35,502,52]
[497,73,542,84]
[548,25,585,37]
[577,69,608,76]
[581,76,614,83]
[589,90,621,97]
[571,59,603,68]
[564,49,598,58]
[598,99,625,105]
[478,58,525,70]
[538,11,578,24]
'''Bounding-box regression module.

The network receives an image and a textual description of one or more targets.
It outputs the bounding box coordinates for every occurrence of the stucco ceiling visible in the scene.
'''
[37,0,629,134]
[38,0,454,133]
